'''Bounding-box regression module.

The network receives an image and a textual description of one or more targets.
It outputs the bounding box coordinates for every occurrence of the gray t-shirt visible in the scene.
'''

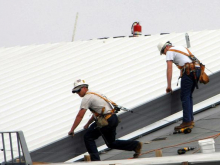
[80,90,113,114]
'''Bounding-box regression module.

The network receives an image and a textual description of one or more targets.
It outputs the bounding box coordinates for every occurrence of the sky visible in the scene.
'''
[0,0,220,47]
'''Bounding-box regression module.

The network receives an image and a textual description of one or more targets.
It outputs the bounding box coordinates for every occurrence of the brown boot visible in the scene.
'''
[174,121,194,131]
[133,142,143,158]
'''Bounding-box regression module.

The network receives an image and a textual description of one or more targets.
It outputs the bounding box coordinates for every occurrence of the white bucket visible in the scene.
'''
[198,138,215,153]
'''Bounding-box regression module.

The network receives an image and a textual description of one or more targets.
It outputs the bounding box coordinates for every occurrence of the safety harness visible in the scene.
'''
[86,92,116,120]
[168,48,200,89]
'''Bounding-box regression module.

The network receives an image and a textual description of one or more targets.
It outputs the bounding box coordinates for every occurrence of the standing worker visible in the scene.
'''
[68,79,142,161]
[157,41,201,130]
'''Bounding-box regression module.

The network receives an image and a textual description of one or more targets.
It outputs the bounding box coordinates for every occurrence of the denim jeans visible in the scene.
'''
[84,114,139,161]
[180,68,201,122]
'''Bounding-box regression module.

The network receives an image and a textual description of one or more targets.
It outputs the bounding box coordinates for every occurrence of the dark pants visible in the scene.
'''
[180,68,201,122]
[84,114,139,161]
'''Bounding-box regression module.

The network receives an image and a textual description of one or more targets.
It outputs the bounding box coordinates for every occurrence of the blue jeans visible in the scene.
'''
[84,114,139,161]
[180,68,201,122]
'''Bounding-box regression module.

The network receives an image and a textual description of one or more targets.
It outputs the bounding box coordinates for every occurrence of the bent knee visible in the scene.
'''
[106,142,115,148]
[84,132,90,141]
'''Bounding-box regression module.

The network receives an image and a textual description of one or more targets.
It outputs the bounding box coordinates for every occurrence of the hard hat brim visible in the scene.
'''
[72,84,88,93]
[160,47,165,55]
[160,44,168,55]
[72,86,82,93]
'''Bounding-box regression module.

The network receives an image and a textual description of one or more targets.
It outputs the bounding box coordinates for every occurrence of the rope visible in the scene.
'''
[128,133,220,159]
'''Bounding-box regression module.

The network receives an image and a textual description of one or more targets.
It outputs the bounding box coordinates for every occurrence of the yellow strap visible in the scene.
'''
[169,48,198,60]
[168,49,190,56]
[168,48,200,69]
[186,48,193,55]
[101,107,105,114]
[86,92,117,106]
[86,92,116,117]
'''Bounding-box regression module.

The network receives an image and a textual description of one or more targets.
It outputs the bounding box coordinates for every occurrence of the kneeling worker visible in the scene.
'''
[68,79,142,161]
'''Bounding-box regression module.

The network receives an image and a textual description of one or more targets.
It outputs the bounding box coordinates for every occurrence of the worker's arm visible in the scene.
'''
[84,115,95,129]
[166,60,173,93]
[68,108,87,136]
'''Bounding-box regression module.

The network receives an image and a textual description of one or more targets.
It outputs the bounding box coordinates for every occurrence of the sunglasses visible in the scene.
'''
[72,85,87,93]
[72,88,81,94]
[76,88,81,93]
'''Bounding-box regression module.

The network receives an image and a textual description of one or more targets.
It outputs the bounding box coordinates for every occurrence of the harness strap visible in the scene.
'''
[168,48,200,89]
[86,92,116,118]
[168,48,200,66]
[169,49,190,56]
[86,92,117,106]
[186,48,193,56]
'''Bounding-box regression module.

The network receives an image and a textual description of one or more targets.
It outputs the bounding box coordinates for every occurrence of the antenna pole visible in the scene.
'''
[72,12,79,42]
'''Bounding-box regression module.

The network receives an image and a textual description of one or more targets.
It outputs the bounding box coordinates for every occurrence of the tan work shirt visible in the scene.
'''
[80,90,113,115]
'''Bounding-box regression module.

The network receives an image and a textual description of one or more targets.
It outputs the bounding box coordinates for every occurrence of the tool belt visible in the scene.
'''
[93,108,115,128]
[178,62,199,77]
[93,108,115,120]
[178,62,200,89]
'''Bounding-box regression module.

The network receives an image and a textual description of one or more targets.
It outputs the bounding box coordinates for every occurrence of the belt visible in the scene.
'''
[95,109,115,119]
[104,114,112,120]
[104,109,115,119]
[182,63,200,75]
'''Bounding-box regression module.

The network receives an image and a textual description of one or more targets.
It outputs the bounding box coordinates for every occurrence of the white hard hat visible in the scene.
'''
[72,79,88,93]
[157,41,172,55]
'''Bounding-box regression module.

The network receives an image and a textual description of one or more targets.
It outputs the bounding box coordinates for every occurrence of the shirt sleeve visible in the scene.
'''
[166,51,174,61]
[80,95,92,110]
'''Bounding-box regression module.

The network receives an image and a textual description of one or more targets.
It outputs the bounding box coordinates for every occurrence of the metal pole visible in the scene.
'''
[185,33,191,48]
[9,133,14,163]
[17,131,32,165]
[72,12,79,42]
[1,133,7,163]
[16,132,21,163]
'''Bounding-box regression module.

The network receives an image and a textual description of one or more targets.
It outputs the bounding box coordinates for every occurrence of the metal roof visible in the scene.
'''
[1,29,220,163]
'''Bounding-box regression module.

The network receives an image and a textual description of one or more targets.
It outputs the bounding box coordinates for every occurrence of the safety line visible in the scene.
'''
[128,133,220,159]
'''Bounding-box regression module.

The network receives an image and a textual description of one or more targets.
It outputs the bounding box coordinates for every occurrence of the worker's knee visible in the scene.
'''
[106,142,114,149]
[84,131,100,142]
[84,132,90,140]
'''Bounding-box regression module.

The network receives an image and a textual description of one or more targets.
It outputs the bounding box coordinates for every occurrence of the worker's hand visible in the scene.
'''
[68,130,74,136]
[166,87,173,93]
[84,123,89,129]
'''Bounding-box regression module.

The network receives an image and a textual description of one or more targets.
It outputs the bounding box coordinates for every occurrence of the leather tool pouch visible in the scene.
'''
[96,107,109,128]
[183,63,196,75]
[96,115,108,128]
[199,63,209,84]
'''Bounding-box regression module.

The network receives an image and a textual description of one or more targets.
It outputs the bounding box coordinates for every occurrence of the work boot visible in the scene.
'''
[174,121,194,131]
[133,142,143,158]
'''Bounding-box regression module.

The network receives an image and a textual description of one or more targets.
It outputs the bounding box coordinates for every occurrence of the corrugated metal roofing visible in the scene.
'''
[1,29,220,162]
